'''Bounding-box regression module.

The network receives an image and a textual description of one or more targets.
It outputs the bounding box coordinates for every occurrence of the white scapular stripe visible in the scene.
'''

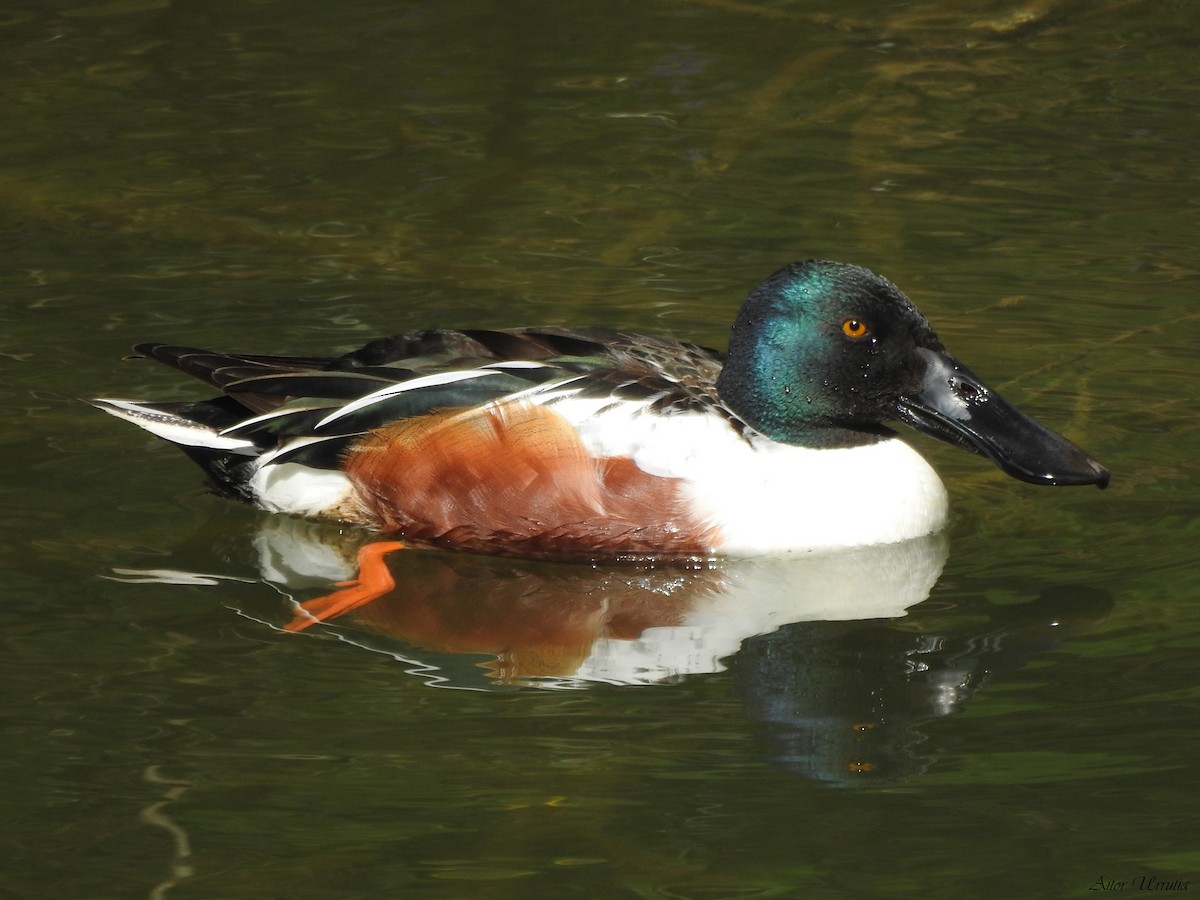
[315,368,499,428]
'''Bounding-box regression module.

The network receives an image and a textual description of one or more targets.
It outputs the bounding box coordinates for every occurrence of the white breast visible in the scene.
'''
[548,395,950,554]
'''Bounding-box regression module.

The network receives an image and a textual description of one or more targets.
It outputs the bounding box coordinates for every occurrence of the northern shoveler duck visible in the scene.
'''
[91,260,1109,565]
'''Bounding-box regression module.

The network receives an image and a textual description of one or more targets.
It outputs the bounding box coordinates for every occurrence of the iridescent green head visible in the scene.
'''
[716,260,1109,487]
[717,260,942,447]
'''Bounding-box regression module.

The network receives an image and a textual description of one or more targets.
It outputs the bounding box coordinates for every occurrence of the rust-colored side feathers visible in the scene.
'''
[345,402,718,560]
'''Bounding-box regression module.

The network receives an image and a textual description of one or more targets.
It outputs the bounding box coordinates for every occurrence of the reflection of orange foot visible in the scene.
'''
[285,541,406,632]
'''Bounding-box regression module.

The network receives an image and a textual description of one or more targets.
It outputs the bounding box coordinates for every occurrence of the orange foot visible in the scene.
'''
[284,541,407,632]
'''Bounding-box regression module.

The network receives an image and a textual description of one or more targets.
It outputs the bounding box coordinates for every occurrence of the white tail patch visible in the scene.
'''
[90,399,257,453]
[247,460,357,520]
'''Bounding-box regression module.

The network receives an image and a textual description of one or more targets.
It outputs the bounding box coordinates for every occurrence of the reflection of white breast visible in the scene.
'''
[121,514,948,689]
[572,535,949,685]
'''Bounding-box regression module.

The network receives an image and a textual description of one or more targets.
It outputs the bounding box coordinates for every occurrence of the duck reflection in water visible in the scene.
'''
[152,518,1104,785]
[731,585,1110,785]
[252,518,947,685]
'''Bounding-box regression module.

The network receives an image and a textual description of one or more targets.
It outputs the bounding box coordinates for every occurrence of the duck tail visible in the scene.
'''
[86,397,262,501]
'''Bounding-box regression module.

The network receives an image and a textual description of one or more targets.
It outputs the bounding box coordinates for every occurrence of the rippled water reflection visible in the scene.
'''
[2,0,1198,897]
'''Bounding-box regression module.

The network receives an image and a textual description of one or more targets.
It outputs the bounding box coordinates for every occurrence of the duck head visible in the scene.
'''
[715,260,1109,488]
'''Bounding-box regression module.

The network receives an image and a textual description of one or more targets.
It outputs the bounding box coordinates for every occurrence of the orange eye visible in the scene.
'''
[842,318,870,340]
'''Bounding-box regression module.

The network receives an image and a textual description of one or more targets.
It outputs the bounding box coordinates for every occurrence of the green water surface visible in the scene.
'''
[1,1,1197,898]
